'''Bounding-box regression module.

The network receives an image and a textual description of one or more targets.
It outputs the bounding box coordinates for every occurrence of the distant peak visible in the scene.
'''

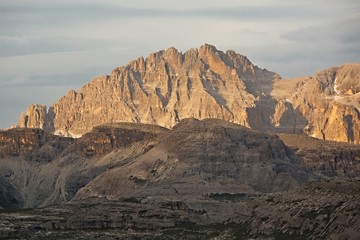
[199,43,218,53]
[200,43,217,49]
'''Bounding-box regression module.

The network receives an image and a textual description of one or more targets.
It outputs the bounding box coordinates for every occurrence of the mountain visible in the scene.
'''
[272,64,360,143]
[1,119,360,239]
[19,44,276,136]
[2,118,360,209]
[17,45,360,144]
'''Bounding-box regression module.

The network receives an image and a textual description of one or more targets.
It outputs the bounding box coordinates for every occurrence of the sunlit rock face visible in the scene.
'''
[17,45,360,144]
[272,64,360,144]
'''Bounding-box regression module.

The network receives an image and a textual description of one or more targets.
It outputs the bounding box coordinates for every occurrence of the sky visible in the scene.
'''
[0,0,359,129]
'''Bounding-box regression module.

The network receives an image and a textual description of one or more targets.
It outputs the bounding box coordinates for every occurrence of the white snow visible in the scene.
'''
[333,77,340,95]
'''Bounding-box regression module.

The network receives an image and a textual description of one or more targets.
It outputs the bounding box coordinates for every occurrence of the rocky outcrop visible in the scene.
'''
[0,128,44,157]
[272,64,360,144]
[279,134,360,178]
[18,104,54,131]
[0,128,73,159]
[75,122,168,157]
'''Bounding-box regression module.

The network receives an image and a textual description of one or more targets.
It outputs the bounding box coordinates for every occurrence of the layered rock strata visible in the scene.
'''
[1,119,360,209]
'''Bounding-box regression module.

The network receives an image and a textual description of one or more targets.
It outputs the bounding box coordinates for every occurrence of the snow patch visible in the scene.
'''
[333,77,340,95]
[54,130,82,138]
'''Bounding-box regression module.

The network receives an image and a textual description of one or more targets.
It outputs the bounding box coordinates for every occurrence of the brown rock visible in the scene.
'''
[18,104,54,132]
[272,64,360,144]
[16,46,360,145]
[279,133,360,178]
[75,122,168,157]
[22,44,276,137]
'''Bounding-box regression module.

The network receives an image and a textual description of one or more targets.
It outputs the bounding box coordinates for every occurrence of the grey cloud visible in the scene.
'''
[0,74,91,87]
[282,15,360,44]
[0,37,129,57]
[239,39,360,78]
[0,4,340,28]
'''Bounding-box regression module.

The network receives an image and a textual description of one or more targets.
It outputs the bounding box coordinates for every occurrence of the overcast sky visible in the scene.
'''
[0,0,359,128]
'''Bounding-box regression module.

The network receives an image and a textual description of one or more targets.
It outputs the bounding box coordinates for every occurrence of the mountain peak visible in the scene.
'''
[15,46,360,144]
[199,43,218,52]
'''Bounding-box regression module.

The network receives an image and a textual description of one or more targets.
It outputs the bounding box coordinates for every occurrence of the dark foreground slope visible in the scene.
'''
[1,119,360,239]
[1,180,359,239]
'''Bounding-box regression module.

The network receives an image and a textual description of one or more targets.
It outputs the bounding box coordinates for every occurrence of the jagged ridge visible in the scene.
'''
[17,45,360,144]
[18,44,277,136]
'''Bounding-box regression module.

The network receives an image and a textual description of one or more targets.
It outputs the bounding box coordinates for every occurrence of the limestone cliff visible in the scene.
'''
[17,45,360,144]
[18,104,54,132]
[272,64,360,144]
[19,44,277,137]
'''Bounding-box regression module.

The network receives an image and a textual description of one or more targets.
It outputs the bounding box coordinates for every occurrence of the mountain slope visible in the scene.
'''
[73,118,309,204]
[3,119,360,209]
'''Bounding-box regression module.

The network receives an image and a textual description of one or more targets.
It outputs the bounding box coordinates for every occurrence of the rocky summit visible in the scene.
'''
[17,44,360,144]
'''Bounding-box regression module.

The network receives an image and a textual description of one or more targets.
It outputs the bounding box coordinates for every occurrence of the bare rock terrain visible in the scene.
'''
[1,119,360,239]
[272,64,360,143]
[17,46,360,144]
[0,180,359,239]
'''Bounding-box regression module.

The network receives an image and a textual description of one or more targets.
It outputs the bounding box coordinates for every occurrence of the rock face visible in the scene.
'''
[279,134,360,178]
[18,104,54,131]
[272,64,360,144]
[17,45,360,144]
[0,128,73,158]
[0,123,165,209]
[19,44,278,137]
[75,122,168,157]
[0,128,75,208]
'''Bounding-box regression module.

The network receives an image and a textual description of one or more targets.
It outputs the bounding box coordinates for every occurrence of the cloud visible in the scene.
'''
[0,50,137,87]
[282,14,360,44]
[0,2,345,31]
